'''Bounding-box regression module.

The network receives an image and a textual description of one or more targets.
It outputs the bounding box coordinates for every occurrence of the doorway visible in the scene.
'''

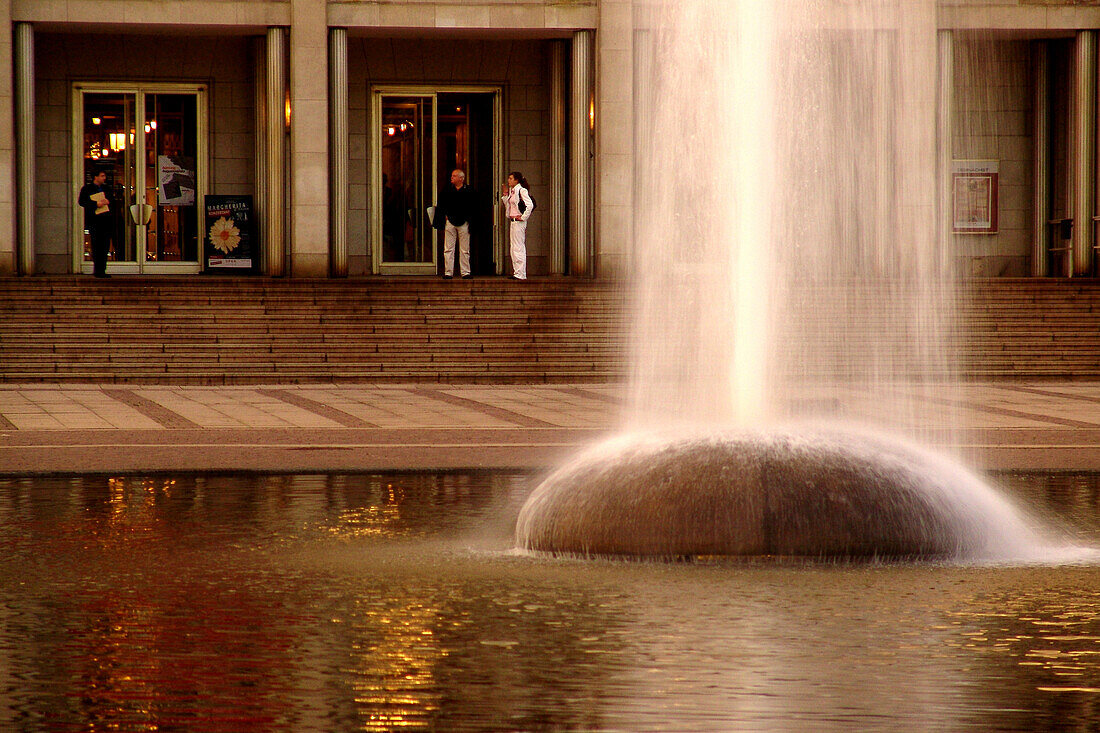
[437,93,496,276]
[72,84,208,275]
[371,86,502,275]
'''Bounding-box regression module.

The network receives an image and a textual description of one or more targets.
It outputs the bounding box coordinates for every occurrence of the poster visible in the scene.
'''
[204,195,255,271]
[158,156,196,206]
[952,160,998,234]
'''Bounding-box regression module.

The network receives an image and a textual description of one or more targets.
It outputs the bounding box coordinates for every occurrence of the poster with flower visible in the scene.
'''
[204,195,255,271]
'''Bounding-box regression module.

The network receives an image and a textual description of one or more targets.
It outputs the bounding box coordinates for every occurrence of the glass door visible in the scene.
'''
[143,93,200,267]
[74,85,206,274]
[78,92,138,268]
[374,93,437,274]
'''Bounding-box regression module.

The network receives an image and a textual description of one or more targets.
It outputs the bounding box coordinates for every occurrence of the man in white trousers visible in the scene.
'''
[433,169,479,279]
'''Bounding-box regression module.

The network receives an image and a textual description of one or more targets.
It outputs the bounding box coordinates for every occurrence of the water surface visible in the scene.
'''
[0,471,1097,731]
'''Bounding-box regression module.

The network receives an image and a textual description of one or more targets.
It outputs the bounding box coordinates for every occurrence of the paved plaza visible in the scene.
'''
[0,382,1099,474]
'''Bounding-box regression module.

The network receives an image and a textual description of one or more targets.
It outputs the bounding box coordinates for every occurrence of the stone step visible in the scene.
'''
[4,276,1100,383]
[0,277,627,383]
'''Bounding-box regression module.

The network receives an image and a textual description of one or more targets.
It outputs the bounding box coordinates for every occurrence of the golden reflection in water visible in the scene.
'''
[316,473,494,540]
[947,588,1100,697]
[322,477,410,539]
[107,476,175,511]
[69,604,162,732]
[347,598,443,731]
[86,477,179,546]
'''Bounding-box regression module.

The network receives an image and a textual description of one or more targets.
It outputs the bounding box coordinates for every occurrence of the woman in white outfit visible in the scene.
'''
[500,172,534,280]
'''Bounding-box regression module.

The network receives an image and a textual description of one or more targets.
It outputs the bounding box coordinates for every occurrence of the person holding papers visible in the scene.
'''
[77,169,113,278]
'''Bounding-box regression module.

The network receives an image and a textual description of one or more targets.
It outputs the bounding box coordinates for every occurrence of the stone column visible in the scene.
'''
[896,5,939,276]
[329,27,348,277]
[253,37,267,272]
[549,40,566,276]
[289,0,329,277]
[0,1,15,275]
[1032,41,1050,278]
[265,27,287,276]
[872,30,894,275]
[14,22,33,275]
[632,25,651,272]
[570,30,593,276]
[936,29,954,276]
[1073,30,1096,277]
[596,1,633,278]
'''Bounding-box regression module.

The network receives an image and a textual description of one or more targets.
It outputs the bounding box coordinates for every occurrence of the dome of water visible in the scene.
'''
[515,428,1046,561]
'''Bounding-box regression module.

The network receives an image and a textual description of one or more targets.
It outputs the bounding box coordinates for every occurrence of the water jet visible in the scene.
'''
[516,0,1066,561]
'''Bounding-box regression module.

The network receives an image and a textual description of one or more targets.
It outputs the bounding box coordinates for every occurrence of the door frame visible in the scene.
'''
[370,84,503,275]
[71,82,209,275]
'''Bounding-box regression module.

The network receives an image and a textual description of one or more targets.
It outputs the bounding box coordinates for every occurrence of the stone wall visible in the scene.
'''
[952,38,1033,277]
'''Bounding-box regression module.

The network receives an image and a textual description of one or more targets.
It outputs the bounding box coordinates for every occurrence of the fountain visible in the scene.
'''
[516,0,1052,560]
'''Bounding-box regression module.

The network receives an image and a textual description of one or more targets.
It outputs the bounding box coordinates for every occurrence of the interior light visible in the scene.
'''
[399,123,407,132]
[150,120,157,130]
[387,126,395,136]
[144,123,151,133]
[91,117,101,125]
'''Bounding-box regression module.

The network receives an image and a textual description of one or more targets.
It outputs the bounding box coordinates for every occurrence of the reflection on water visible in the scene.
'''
[0,471,1096,731]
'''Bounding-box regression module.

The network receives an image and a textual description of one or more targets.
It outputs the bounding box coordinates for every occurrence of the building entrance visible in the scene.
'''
[372,86,502,275]
[73,84,208,275]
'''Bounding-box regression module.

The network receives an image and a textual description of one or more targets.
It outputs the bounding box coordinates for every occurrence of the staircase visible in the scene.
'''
[0,277,628,384]
[958,278,1100,378]
[1,276,1099,384]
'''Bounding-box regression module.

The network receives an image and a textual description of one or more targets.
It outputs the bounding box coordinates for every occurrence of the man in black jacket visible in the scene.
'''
[77,169,113,278]
[433,169,479,279]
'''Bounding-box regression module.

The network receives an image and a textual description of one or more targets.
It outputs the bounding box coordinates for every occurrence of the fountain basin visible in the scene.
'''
[515,427,1041,560]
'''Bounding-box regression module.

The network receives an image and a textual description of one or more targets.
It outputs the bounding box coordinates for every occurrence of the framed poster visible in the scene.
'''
[204,194,256,271]
[158,156,196,205]
[952,160,998,234]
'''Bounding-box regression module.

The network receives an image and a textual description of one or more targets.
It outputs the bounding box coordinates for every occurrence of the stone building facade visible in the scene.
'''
[1,1,1100,279]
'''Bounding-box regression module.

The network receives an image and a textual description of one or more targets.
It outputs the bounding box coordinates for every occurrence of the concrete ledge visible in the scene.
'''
[0,426,609,474]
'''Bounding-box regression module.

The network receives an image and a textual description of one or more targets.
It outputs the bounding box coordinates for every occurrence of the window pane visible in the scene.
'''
[82,93,137,263]
[146,93,199,263]
[381,96,433,264]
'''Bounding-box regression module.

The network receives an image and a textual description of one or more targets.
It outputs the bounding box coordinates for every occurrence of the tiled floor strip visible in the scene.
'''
[255,389,380,428]
[411,387,559,428]
[997,385,1100,406]
[923,393,1100,429]
[556,386,625,405]
[101,389,202,429]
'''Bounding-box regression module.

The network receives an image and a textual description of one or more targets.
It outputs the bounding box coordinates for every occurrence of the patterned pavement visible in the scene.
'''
[0,382,1098,473]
